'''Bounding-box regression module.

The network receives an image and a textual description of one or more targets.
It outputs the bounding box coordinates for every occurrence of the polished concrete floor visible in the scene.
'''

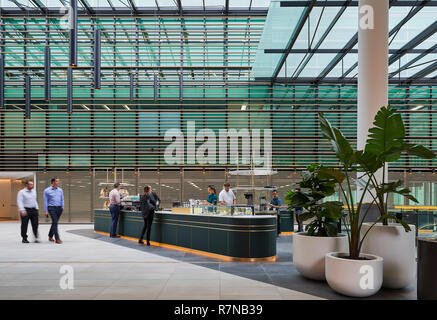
[0,222,416,300]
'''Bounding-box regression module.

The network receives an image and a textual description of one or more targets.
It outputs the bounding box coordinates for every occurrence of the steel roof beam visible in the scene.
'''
[78,0,94,15]
[408,60,437,80]
[268,76,437,85]
[264,48,437,54]
[388,21,437,67]
[271,0,316,81]
[390,43,437,78]
[341,0,431,78]
[280,0,437,6]
[0,8,268,16]
[127,0,138,14]
[176,0,183,15]
[5,66,252,70]
[30,0,48,14]
[292,0,352,79]
[317,0,398,81]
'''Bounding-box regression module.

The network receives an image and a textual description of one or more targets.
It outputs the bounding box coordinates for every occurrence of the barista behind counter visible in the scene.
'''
[218,183,236,206]
[95,203,276,261]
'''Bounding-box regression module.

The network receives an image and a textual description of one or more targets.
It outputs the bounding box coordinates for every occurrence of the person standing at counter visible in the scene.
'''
[151,191,160,210]
[44,177,64,244]
[268,190,282,235]
[17,180,39,243]
[139,185,156,246]
[203,185,217,205]
[108,182,122,238]
[219,183,236,206]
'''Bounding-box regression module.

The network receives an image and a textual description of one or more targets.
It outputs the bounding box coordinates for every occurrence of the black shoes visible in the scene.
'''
[34,239,40,243]
[22,239,29,243]
[138,239,150,246]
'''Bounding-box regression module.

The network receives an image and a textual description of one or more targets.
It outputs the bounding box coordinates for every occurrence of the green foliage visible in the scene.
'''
[318,106,435,259]
[285,164,343,237]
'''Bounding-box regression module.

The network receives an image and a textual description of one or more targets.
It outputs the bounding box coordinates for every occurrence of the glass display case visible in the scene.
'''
[176,204,255,216]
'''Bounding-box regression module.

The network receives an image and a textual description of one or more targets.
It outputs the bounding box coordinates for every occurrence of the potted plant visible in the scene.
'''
[285,163,347,281]
[354,106,435,289]
[317,110,401,297]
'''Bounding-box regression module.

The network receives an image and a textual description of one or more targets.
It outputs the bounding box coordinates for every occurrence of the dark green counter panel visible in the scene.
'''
[254,210,294,233]
[94,210,277,259]
[280,210,294,233]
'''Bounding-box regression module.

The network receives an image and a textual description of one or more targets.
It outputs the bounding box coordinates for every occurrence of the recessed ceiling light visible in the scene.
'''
[241,105,247,110]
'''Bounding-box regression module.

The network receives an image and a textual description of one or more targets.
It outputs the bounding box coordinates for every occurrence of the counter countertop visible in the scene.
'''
[108,209,276,219]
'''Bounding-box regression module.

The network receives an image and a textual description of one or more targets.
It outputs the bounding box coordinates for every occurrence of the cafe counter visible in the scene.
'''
[94,209,277,261]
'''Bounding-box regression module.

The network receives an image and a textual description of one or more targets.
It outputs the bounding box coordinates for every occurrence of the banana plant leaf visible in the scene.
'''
[365,106,405,163]
[319,112,355,166]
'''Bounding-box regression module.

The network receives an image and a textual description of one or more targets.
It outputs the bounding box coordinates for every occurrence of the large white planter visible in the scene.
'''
[361,222,416,289]
[293,232,348,281]
[325,252,383,297]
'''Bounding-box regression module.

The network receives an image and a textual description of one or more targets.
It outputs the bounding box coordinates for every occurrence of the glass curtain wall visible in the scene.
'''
[27,170,437,222]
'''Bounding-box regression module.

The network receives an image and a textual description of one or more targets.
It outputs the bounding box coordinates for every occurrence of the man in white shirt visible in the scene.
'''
[219,183,236,206]
[17,180,39,243]
[108,182,122,238]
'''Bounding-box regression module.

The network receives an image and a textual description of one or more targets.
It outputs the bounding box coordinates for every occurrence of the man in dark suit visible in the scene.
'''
[138,185,156,246]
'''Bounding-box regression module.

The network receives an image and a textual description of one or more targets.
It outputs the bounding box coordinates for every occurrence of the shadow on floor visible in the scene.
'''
[68,228,417,300]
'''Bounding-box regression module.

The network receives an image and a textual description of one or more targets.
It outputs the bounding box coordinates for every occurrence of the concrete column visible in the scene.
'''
[357,0,389,203]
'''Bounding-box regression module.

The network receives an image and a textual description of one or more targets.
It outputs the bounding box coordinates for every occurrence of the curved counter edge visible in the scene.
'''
[94,209,277,261]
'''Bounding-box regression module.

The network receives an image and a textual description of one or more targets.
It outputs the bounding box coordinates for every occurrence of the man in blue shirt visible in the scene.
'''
[44,177,64,244]
[268,190,282,235]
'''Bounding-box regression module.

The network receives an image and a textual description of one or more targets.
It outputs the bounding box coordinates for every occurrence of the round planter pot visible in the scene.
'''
[325,252,383,297]
[361,223,416,289]
[293,232,348,281]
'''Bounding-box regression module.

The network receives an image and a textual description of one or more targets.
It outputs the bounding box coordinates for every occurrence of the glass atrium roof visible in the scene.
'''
[0,0,273,11]
[253,0,437,83]
[0,0,436,85]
